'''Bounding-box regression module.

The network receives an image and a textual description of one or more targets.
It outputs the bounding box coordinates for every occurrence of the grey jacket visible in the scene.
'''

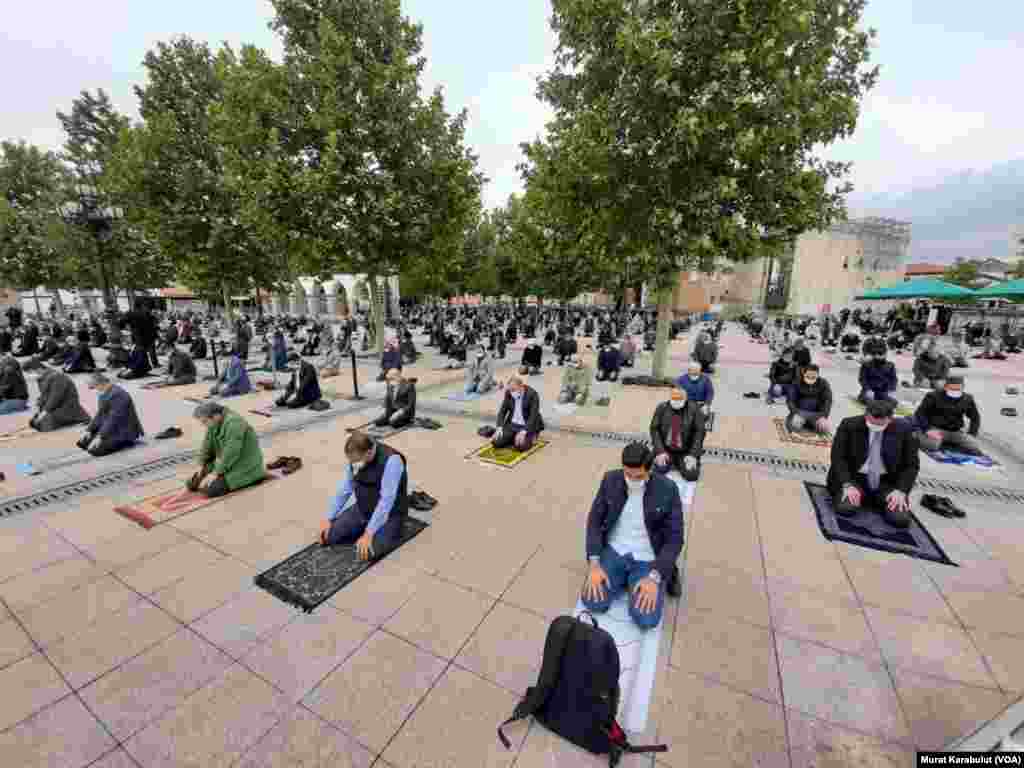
[35,370,90,431]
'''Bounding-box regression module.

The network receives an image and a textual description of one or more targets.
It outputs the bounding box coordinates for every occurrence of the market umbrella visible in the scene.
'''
[973,279,1024,298]
[858,278,977,300]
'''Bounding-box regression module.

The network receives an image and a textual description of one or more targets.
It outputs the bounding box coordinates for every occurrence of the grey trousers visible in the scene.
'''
[918,429,979,453]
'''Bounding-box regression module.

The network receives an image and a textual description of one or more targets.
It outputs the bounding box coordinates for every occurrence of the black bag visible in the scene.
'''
[497,613,667,766]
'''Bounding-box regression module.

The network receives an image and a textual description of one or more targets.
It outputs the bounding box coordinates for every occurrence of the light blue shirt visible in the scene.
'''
[327,453,405,537]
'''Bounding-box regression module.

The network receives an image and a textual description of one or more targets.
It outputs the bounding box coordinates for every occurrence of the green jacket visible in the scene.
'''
[200,408,265,490]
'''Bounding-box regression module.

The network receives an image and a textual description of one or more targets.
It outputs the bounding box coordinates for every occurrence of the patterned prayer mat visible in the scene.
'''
[847,396,915,418]
[466,439,549,468]
[923,448,1001,468]
[346,420,416,440]
[114,473,278,529]
[254,516,429,612]
[805,482,955,565]
[773,418,832,448]
[249,409,275,418]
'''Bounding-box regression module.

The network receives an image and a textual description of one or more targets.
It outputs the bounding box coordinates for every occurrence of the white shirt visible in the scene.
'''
[607,484,656,562]
[511,393,526,426]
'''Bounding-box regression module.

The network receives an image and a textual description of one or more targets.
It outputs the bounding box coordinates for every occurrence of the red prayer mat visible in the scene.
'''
[114,472,278,529]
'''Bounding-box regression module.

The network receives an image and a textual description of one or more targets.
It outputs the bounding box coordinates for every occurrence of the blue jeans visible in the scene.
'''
[325,502,403,559]
[581,547,665,630]
[0,399,28,414]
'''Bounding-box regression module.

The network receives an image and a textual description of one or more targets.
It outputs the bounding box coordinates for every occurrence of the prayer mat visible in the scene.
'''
[466,439,549,468]
[346,420,416,440]
[551,402,579,416]
[847,396,915,418]
[249,409,275,418]
[922,449,1000,468]
[805,482,955,566]
[114,473,278,529]
[0,426,45,442]
[254,516,429,612]
[572,596,663,734]
[184,396,210,404]
[443,390,483,402]
[773,418,832,447]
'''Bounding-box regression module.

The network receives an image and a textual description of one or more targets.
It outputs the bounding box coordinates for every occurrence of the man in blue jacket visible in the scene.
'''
[581,442,685,628]
[595,343,622,381]
[677,360,714,417]
[78,373,144,456]
[857,349,898,406]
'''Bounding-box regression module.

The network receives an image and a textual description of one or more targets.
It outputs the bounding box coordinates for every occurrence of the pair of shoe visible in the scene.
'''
[155,426,183,440]
[267,456,303,475]
[921,494,965,518]
[743,392,760,399]
[1001,407,1018,417]
[409,490,437,511]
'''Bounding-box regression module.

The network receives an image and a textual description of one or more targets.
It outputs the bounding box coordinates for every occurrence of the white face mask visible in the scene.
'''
[689,373,701,380]
[945,390,963,399]
[867,422,887,433]
[670,399,685,410]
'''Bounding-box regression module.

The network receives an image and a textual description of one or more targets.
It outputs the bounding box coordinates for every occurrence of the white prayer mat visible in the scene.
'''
[573,596,663,734]
[666,470,696,506]
[551,402,579,416]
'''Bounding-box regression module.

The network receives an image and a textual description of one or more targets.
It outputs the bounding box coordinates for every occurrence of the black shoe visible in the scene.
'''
[937,496,966,518]
[267,456,289,470]
[155,426,183,440]
[667,564,682,598]
[921,494,956,518]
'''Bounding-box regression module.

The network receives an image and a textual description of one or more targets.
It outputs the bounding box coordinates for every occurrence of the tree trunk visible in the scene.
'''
[255,287,263,318]
[32,287,42,317]
[650,280,675,379]
[222,283,234,322]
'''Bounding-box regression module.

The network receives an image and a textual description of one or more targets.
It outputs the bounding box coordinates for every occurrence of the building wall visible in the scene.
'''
[786,231,906,314]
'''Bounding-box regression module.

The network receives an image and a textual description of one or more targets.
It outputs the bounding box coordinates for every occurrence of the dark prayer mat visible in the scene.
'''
[805,482,955,566]
[773,418,832,448]
[249,409,275,418]
[254,516,429,612]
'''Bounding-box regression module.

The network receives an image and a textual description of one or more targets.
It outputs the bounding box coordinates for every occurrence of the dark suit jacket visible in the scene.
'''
[496,386,544,434]
[384,379,417,419]
[89,385,144,444]
[586,470,684,582]
[649,400,705,458]
[827,416,920,497]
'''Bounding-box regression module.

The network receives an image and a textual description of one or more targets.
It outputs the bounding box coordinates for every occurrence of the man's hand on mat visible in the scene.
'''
[683,455,697,470]
[319,519,330,546]
[584,564,609,602]
[356,532,374,561]
[841,485,863,507]
[654,452,669,468]
[632,577,659,614]
[926,429,943,442]
[886,490,910,513]
[816,417,831,432]
[514,431,527,448]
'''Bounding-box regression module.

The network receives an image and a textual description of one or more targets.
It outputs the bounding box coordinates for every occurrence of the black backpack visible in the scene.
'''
[497,613,667,766]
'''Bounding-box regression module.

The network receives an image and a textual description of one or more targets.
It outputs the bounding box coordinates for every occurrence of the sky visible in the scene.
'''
[3,0,1023,256]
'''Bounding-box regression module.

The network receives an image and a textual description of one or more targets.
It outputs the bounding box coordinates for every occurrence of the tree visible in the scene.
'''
[944,259,980,288]
[107,39,278,316]
[0,141,72,294]
[1008,257,1024,279]
[56,89,150,309]
[522,0,878,376]
[239,0,485,350]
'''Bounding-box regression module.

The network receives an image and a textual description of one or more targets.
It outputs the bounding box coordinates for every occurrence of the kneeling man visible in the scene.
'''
[786,364,833,434]
[650,385,705,500]
[827,399,918,527]
[375,369,416,429]
[492,375,544,451]
[189,402,265,498]
[582,442,684,628]
[79,373,144,456]
[320,432,408,561]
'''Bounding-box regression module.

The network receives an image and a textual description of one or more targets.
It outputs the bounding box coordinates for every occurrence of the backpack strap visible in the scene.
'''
[497,615,578,749]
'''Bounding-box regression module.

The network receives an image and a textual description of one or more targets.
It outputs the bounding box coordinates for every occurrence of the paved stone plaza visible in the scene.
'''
[1,325,1023,767]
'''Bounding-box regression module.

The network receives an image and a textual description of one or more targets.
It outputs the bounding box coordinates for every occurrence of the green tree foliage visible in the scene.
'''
[240,0,485,348]
[944,259,980,288]
[522,0,878,375]
[0,141,72,291]
[107,39,278,314]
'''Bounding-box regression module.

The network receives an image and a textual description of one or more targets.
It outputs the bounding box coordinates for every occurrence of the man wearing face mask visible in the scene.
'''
[691,331,718,374]
[767,350,797,404]
[914,376,981,453]
[790,337,812,369]
[677,360,714,420]
[827,399,919,527]
[493,375,545,451]
[464,345,496,395]
[518,338,544,376]
[857,347,898,406]
[649,386,705,508]
[320,432,409,562]
[595,343,622,382]
[786,364,833,434]
[582,442,685,625]
[558,353,592,405]
[913,338,951,389]
[555,332,578,366]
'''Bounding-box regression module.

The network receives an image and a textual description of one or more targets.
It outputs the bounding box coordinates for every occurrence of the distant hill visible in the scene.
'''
[846,158,1024,265]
